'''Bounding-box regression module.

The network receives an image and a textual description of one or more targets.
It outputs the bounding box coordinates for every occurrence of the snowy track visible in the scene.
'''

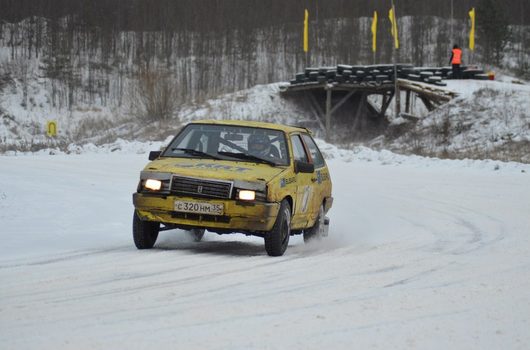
[1,153,529,349]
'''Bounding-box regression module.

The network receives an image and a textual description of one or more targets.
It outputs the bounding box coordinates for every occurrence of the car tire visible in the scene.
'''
[188,228,205,242]
[133,210,159,249]
[265,200,291,256]
[303,205,326,243]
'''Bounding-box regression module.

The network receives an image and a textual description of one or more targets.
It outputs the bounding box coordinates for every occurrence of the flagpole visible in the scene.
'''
[450,0,454,44]
[391,0,400,118]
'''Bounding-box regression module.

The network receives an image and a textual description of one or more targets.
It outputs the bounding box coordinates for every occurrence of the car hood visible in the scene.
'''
[143,157,288,183]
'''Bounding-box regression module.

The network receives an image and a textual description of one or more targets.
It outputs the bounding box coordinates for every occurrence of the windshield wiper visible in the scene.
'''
[171,148,223,160]
[218,151,277,166]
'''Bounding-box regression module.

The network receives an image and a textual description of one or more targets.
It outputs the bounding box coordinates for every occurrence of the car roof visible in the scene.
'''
[189,119,310,134]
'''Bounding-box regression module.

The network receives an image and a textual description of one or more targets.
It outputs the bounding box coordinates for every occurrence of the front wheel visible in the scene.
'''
[133,210,159,249]
[264,200,291,256]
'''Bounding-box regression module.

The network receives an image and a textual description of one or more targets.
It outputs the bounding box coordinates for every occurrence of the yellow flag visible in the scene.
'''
[469,7,475,51]
[371,11,378,53]
[303,9,309,53]
[389,7,399,49]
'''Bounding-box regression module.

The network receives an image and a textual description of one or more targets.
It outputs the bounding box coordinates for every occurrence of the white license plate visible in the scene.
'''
[174,200,224,215]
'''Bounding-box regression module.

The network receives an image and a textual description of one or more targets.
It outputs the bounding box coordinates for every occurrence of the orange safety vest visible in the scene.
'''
[452,48,462,64]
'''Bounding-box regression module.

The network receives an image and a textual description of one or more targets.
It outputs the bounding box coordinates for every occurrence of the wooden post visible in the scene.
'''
[351,92,366,134]
[405,90,411,113]
[305,92,326,133]
[394,66,400,118]
[325,87,332,141]
[419,96,435,111]
[380,90,395,117]
[391,0,400,119]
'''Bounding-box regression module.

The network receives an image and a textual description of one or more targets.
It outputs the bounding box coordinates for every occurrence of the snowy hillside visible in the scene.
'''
[3,74,529,164]
[1,145,529,349]
[386,78,530,163]
[0,81,310,152]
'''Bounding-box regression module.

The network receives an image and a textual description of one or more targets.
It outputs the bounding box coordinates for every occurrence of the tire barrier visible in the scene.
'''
[289,64,488,88]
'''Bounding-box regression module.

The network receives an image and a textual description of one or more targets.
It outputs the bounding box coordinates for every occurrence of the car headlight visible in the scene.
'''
[144,179,162,191]
[238,190,256,201]
[233,180,267,202]
[138,172,171,193]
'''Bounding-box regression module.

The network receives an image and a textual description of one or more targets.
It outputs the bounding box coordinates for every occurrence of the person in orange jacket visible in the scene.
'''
[449,44,463,79]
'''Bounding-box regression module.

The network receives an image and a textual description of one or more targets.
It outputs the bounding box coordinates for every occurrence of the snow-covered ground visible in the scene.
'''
[1,146,529,349]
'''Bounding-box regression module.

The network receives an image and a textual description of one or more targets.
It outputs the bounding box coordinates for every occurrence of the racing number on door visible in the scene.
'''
[300,185,312,213]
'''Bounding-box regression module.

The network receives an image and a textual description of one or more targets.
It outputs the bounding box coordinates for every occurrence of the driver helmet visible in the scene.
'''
[248,133,271,156]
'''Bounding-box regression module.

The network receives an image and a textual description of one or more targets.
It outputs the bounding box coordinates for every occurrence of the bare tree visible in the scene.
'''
[130,66,178,122]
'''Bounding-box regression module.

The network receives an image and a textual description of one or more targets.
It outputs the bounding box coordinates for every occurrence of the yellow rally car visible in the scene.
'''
[132,120,333,256]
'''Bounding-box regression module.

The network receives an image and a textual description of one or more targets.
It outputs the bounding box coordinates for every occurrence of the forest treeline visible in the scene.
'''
[0,0,528,117]
[1,0,528,29]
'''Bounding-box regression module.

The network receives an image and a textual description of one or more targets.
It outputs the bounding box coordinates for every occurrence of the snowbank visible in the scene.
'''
[5,135,529,174]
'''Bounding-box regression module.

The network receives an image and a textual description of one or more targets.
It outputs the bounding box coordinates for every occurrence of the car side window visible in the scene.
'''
[301,134,325,169]
[291,135,309,162]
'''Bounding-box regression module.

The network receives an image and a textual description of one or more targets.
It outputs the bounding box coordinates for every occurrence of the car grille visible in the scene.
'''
[171,176,233,199]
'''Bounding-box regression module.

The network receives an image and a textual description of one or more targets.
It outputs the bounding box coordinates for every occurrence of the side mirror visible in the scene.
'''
[294,160,314,174]
[149,151,161,161]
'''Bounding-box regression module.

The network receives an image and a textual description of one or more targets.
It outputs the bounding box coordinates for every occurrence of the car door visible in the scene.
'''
[289,134,315,228]
[300,133,331,220]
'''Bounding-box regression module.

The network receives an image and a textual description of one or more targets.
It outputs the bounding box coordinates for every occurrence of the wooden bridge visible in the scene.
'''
[278,63,482,141]
[280,78,458,141]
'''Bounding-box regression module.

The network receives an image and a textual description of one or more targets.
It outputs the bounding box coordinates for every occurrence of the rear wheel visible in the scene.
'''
[264,200,291,256]
[133,210,159,249]
[303,205,326,243]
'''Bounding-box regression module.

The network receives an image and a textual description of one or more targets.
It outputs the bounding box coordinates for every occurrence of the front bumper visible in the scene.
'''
[133,193,280,232]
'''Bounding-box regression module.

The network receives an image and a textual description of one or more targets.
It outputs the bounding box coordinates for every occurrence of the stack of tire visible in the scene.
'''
[402,66,488,86]
[401,67,449,86]
[290,64,405,86]
[289,64,489,88]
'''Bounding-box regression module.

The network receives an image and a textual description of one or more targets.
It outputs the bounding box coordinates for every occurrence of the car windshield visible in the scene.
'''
[162,124,290,166]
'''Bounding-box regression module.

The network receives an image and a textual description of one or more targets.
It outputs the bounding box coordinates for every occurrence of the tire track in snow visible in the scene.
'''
[0,246,131,269]
[380,188,508,256]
